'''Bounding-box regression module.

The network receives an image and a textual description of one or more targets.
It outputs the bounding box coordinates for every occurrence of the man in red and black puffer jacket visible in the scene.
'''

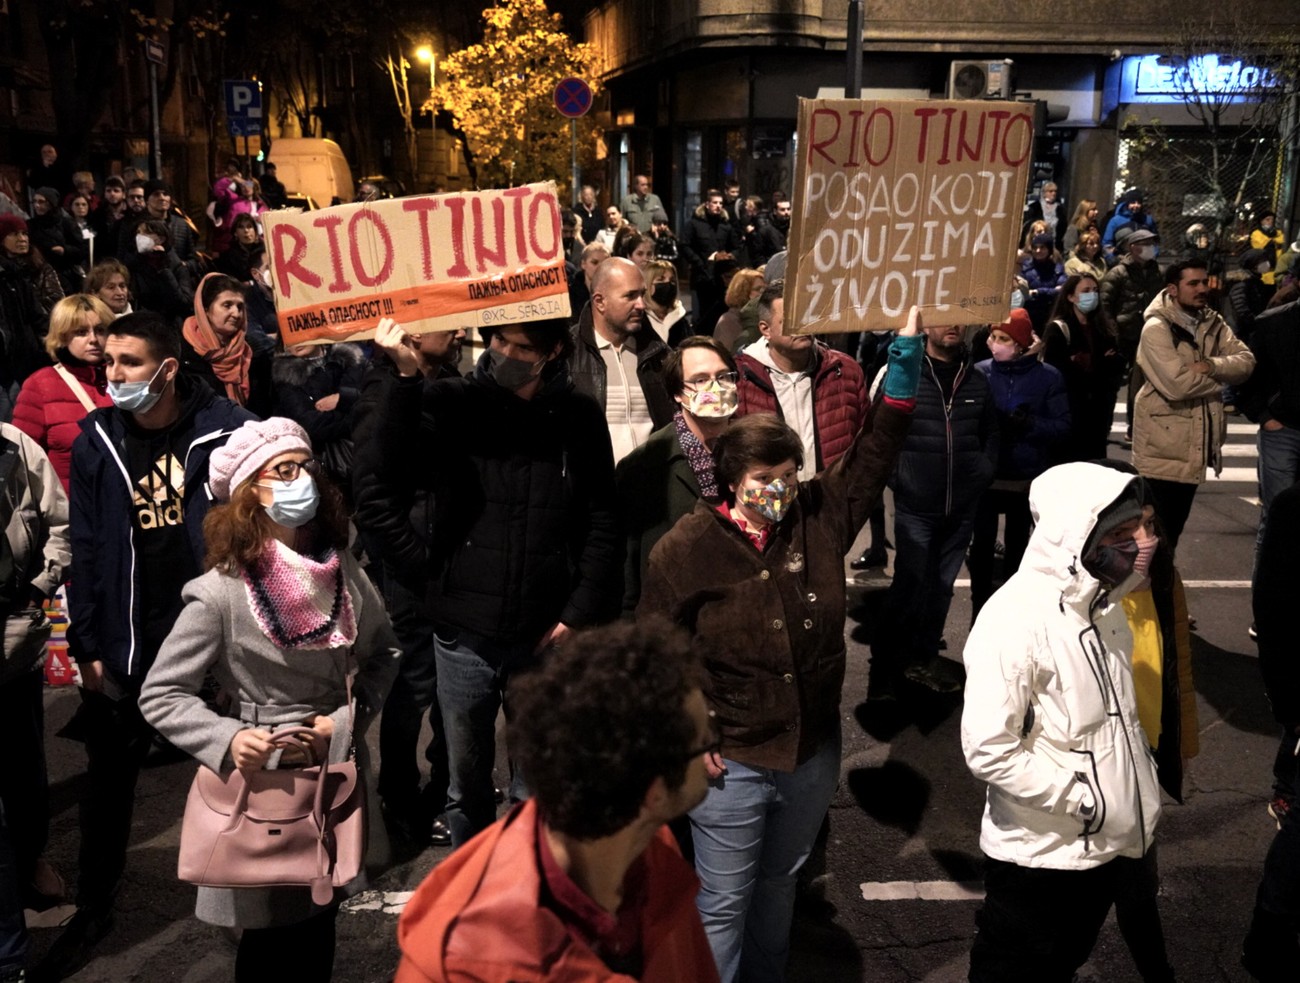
[734,282,867,480]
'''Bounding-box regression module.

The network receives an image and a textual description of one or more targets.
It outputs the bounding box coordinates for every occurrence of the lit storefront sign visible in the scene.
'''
[1111,54,1279,105]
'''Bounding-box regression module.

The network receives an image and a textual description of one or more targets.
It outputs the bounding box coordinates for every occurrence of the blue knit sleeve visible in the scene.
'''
[882,334,924,402]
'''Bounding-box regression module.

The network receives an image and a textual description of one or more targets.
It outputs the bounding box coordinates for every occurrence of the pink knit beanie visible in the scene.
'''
[209,418,312,501]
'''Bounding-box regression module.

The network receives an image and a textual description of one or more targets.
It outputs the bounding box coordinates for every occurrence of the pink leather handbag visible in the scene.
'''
[177,726,364,905]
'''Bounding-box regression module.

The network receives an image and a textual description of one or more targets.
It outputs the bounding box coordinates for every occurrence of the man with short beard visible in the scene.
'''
[870,319,998,696]
[1132,260,1254,548]
[393,620,720,983]
[91,176,128,248]
[569,257,674,463]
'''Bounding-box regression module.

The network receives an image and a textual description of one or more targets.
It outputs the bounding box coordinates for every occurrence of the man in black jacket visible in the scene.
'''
[681,190,741,326]
[354,327,466,849]
[870,322,998,695]
[355,316,621,847]
[569,257,674,463]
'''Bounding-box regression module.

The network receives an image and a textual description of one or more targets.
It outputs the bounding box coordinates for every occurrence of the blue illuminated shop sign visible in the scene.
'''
[1112,54,1279,105]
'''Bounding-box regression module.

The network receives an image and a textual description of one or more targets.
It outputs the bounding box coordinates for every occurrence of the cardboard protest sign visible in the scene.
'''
[263,182,570,345]
[786,99,1035,333]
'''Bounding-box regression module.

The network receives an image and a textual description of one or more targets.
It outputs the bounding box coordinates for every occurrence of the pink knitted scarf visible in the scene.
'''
[243,539,357,650]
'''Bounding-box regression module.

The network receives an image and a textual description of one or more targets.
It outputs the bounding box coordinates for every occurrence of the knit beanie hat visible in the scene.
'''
[1000,307,1034,350]
[1031,232,1054,248]
[143,179,171,199]
[34,187,60,210]
[209,418,312,502]
[0,213,29,240]
[1083,482,1144,559]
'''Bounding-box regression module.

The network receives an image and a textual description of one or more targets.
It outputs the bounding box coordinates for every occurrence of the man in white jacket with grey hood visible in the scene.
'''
[962,462,1170,982]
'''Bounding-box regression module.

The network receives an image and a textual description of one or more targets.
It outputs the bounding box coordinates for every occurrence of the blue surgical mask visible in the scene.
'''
[1010,289,1025,309]
[262,474,320,528]
[1075,291,1099,313]
[107,361,168,414]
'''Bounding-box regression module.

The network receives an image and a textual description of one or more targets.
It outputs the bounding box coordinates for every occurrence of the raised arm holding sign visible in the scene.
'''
[786,99,1034,334]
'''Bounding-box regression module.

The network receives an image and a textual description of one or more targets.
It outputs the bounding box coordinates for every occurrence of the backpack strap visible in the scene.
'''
[52,363,98,413]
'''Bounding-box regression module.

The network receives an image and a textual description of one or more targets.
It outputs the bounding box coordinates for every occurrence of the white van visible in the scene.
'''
[265,138,353,209]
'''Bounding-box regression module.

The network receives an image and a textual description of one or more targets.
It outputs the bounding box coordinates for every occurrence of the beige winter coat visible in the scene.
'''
[1133,293,1255,484]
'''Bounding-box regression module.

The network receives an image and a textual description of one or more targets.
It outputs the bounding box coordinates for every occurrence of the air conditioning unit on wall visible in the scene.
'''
[948,60,1014,100]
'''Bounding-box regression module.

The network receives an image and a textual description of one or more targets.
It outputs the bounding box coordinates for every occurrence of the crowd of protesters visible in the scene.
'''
[2,151,1300,983]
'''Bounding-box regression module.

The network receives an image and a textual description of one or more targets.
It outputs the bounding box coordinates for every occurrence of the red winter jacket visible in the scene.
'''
[395,800,719,983]
[11,362,112,494]
[735,342,868,470]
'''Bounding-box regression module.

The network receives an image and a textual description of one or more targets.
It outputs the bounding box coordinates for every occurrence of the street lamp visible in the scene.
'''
[415,45,436,92]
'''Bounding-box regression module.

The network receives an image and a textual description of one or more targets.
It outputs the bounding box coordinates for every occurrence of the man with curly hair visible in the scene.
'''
[393,619,720,983]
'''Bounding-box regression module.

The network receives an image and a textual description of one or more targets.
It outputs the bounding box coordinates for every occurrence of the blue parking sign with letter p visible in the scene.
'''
[223,80,262,121]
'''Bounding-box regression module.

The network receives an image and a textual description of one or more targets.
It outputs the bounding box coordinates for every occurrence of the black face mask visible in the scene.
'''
[651,281,678,307]
[1083,537,1140,587]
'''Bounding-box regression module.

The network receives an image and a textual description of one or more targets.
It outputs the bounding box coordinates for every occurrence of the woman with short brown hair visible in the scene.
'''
[638,308,925,983]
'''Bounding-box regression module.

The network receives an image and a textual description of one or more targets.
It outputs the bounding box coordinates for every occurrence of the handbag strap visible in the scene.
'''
[52,363,98,413]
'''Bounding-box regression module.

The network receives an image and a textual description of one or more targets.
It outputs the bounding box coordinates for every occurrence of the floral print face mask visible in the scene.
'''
[739,477,797,523]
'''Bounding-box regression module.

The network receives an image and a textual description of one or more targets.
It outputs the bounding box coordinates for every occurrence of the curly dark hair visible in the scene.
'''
[509,618,705,840]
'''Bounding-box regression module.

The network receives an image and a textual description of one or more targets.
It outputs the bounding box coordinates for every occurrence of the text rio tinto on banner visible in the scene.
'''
[786,99,1035,333]
[263,182,571,345]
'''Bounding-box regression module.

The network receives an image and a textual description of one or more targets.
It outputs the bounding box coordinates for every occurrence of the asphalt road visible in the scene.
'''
[28,411,1276,982]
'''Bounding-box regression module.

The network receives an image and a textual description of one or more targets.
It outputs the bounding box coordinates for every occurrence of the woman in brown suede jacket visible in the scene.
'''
[637,308,923,983]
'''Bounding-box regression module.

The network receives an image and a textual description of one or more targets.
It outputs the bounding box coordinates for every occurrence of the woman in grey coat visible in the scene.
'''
[139,417,400,982]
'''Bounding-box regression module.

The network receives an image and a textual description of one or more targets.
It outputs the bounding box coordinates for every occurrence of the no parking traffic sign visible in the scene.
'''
[554,77,592,118]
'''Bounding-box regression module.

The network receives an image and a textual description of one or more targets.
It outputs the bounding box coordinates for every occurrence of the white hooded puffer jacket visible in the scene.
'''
[961,462,1162,869]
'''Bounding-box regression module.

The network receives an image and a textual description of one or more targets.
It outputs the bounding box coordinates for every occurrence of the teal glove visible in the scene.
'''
[883,333,924,401]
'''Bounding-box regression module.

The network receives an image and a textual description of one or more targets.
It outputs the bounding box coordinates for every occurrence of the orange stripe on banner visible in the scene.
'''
[276,263,570,345]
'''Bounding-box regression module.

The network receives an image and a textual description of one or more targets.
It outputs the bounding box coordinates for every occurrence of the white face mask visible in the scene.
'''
[1257,261,1273,276]
[1134,245,1157,262]
[136,234,157,254]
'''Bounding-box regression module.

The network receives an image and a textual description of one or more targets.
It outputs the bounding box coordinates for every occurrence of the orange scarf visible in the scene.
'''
[182,272,252,405]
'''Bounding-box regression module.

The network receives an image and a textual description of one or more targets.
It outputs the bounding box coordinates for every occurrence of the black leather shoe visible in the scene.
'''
[430,817,452,847]
[850,548,888,570]
[902,658,965,694]
[30,906,114,983]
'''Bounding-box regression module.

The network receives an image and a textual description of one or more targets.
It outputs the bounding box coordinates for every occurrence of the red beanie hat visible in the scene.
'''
[1000,308,1034,350]
[0,213,29,241]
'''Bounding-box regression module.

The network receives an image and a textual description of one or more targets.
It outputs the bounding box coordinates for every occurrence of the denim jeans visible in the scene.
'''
[874,504,978,676]
[433,628,537,846]
[690,733,841,983]
[1255,424,1300,579]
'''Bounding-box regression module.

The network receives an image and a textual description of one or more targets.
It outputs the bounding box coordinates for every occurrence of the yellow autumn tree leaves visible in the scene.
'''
[435,0,602,190]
